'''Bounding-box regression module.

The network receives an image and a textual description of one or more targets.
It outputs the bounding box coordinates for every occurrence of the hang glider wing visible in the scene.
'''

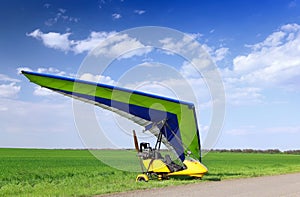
[22,71,201,161]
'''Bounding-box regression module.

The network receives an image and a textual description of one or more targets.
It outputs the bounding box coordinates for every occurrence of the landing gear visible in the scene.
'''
[136,174,149,182]
[157,174,163,181]
[136,173,169,182]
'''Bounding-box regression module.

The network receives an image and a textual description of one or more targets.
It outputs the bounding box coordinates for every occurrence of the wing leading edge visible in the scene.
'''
[22,70,201,161]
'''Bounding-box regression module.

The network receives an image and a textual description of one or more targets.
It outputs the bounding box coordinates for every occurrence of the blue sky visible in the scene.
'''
[0,0,300,151]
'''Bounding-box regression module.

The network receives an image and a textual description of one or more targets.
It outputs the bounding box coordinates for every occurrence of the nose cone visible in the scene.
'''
[199,162,208,174]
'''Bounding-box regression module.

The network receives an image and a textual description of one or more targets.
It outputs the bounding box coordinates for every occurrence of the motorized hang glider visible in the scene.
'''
[22,70,208,181]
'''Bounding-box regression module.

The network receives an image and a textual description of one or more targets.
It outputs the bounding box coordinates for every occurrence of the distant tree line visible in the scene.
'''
[208,149,300,154]
[283,150,300,154]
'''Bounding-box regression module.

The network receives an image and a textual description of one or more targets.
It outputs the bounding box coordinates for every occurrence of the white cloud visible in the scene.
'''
[218,23,300,105]
[226,125,300,136]
[233,23,300,90]
[160,32,227,63]
[0,98,82,148]
[220,68,267,105]
[58,8,66,13]
[202,44,229,62]
[44,3,51,8]
[246,31,286,51]
[45,8,79,26]
[226,128,254,136]
[281,23,300,32]
[159,34,225,109]
[33,86,57,96]
[159,35,199,55]
[36,67,67,76]
[161,32,266,106]
[27,29,72,52]
[79,73,116,85]
[288,0,297,8]
[73,31,116,54]
[112,13,121,20]
[187,33,203,40]
[265,126,300,134]
[159,34,228,79]
[0,73,21,98]
[0,105,8,111]
[199,124,209,134]
[134,10,146,15]
[0,83,21,98]
[89,33,152,59]
[0,73,20,82]
[214,47,229,62]
[225,86,264,105]
[18,67,68,76]
[98,0,106,8]
[27,29,151,58]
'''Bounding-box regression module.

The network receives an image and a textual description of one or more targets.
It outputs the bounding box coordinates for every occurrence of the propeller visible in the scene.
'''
[133,130,140,152]
[133,130,145,173]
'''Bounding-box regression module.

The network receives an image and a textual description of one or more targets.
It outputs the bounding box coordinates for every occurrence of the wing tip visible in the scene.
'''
[20,70,31,75]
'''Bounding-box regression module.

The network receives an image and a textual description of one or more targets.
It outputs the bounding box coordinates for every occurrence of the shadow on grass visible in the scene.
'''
[203,172,244,181]
[169,175,199,181]
[169,175,222,182]
[160,172,243,182]
[204,177,221,181]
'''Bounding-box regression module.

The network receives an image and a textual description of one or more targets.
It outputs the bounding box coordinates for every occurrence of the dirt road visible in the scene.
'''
[101,173,300,197]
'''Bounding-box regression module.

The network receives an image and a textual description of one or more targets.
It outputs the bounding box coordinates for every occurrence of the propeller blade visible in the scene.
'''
[133,130,140,152]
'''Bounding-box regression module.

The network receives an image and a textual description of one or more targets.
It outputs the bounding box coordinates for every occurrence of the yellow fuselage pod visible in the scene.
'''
[142,159,208,178]
[143,159,171,173]
[169,159,208,178]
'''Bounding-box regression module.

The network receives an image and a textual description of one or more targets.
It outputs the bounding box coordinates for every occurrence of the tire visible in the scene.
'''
[137,176,146,182]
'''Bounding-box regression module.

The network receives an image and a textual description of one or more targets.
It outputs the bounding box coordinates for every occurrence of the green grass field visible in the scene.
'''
[0,148,300,196]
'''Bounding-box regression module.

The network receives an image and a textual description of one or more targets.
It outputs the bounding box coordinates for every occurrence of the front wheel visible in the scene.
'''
[136,174,149,182]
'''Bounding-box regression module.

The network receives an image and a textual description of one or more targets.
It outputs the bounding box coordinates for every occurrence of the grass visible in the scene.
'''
[202,152,300,180]
[0,148,300,196]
